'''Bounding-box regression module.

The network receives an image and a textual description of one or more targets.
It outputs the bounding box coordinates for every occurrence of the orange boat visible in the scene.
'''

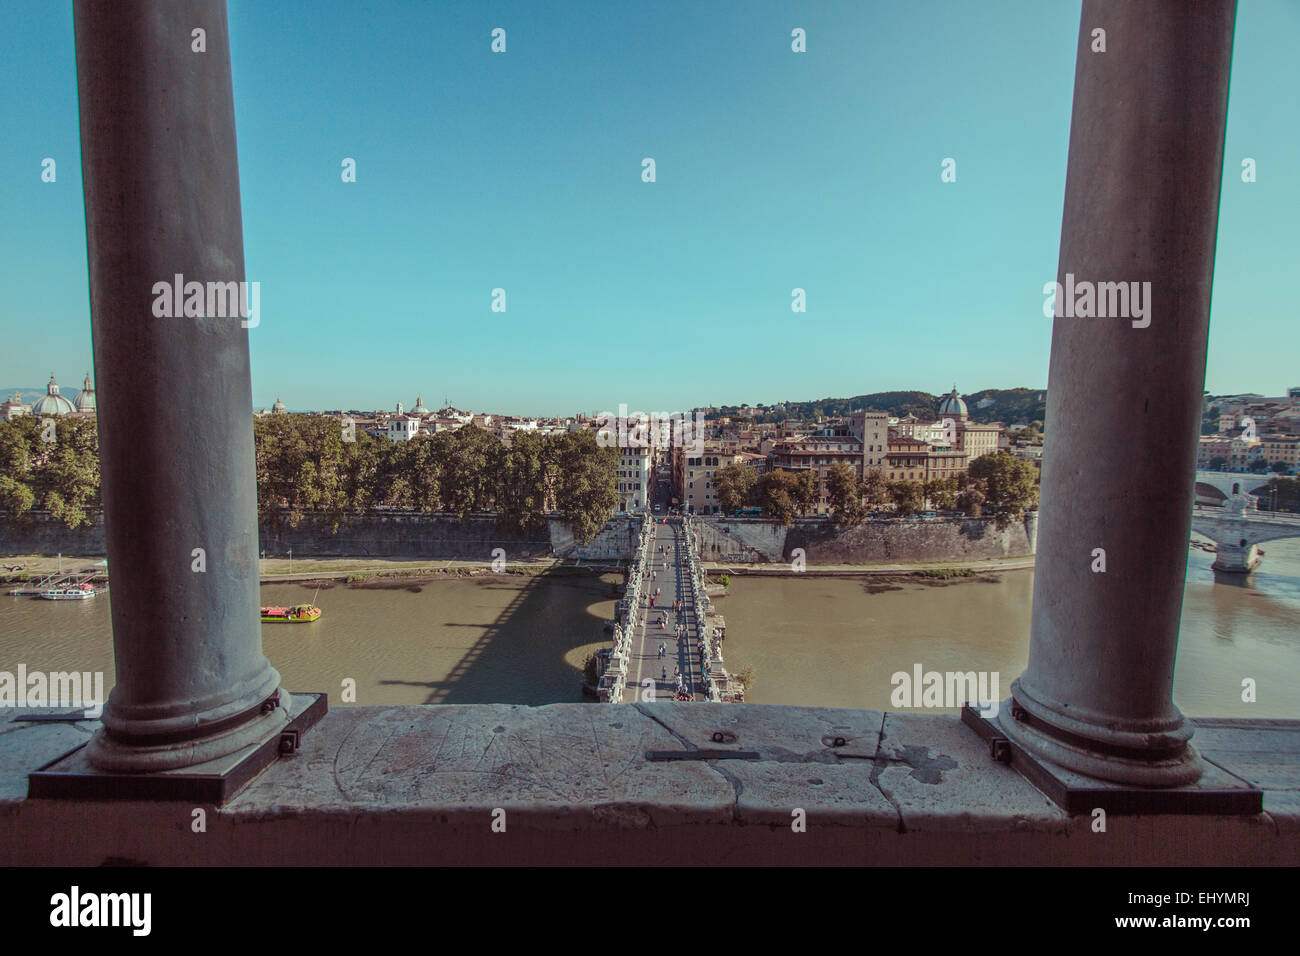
[261,603,321,623]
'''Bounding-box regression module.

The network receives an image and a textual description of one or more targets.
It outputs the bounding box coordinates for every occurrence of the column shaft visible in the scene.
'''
[1004,0,1236,786]
[74,0,289,770]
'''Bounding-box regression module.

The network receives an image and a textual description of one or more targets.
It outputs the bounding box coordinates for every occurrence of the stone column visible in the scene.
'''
[1002,0,1235,786]
[74,0,290,771]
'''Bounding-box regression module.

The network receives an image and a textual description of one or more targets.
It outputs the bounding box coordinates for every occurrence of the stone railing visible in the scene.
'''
[684,516,738,702]
[598,514,655,702]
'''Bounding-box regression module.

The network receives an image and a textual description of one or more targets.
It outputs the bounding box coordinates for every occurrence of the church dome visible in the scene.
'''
[72,372,96,414]
[272,397,287,414]
[30,374,75,417]
[937,386,968,420]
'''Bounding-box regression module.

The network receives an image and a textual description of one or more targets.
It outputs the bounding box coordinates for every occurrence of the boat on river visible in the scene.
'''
[261,603,321,623]
[39,584,96,600]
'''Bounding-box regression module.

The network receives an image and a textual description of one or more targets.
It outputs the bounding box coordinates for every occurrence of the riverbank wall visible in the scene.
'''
[691,513,1038,565]
[0,511,643,562]
[0,514,107,555]
[1,510,1037,566]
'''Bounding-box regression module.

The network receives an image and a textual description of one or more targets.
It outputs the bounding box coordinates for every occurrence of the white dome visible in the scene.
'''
[73,372,96,414]
[31,374,74,417]
[937,386,968,419]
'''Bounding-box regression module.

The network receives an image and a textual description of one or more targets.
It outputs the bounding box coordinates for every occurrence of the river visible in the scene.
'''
[3,542,1298,717]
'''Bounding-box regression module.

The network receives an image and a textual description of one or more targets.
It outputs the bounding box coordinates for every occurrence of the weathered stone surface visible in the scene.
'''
[876,712,1064,834]
[634,702,883,760]
[231,704,735,828]
[1194,719,1300,791]
[0,709,98,802]
[0,704,1294,865]
[1263,791,1300,834]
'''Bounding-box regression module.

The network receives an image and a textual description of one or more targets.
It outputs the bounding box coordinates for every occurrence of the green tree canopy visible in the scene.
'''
[826,462,866,527]
[887,479,925,516]
[713,462,759,514]
[966,451,1040,528]
[0,417,100,529]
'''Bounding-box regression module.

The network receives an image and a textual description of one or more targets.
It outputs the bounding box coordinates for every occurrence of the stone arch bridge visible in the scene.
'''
[1190,491,1300,572]
[1194,469,1279,505]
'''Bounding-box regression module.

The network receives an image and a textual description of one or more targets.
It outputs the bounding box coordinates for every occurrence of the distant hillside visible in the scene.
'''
[962,388,1047,425]
[707,388,1046,425]
[0,387,50,405]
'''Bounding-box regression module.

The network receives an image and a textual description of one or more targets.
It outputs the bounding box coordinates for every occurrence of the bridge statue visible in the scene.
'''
[1190,493,1300,573]
[1222,492,1256,517]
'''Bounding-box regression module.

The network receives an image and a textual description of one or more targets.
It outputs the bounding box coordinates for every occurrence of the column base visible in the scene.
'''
[960,704,1259,816]
[1005,678,1202,787]
[86,688,293,773]
[30,692,327,805]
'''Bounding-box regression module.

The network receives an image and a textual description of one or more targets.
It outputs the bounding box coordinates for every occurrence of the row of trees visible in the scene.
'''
[0,417,101,530]
[0,415,621,542]
[1206,456,1293,474]
[712,451,1040,528]
[1259,477,1300,512]
[254,416,619,541]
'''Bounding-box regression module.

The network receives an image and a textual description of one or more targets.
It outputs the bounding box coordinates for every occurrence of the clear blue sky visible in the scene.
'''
[2,1,1297,417]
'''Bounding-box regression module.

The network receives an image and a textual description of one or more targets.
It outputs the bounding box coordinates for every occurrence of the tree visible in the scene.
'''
[967,451,1040,528]
[756,469,802,526]
[548,429,618,544]
[924,477,957,511]
[1263,477,1300,512]
[373,436,416,511]
[497,430,550,534]
[29,418,101,530]
[1208,456,1227,471]
[956,483,985,517]
[859,469,888,509]
[713,462,758,514]
[430,425,502,519]
[0,418,39,520]
[887,479,925,516]
[792,469,818,516]
[403,434,443,514]
[734,664,755,694]
[826,462,866,527]
[255,414,379,531]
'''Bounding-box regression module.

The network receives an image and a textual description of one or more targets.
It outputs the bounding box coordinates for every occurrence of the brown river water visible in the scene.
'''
[3,542,1298,717]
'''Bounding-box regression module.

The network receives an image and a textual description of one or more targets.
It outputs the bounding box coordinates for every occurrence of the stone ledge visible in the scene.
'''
[0,703,1295,865]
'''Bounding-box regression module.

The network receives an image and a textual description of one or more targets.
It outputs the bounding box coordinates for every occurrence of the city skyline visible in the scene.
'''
[3,0,1297,416]
[5,373,1296,422]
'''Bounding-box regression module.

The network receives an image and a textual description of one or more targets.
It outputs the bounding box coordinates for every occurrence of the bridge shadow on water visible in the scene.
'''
[378,568,619,705]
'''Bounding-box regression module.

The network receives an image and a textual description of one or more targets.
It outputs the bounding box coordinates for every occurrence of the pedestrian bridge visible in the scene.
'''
[1190,495,1300,572]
